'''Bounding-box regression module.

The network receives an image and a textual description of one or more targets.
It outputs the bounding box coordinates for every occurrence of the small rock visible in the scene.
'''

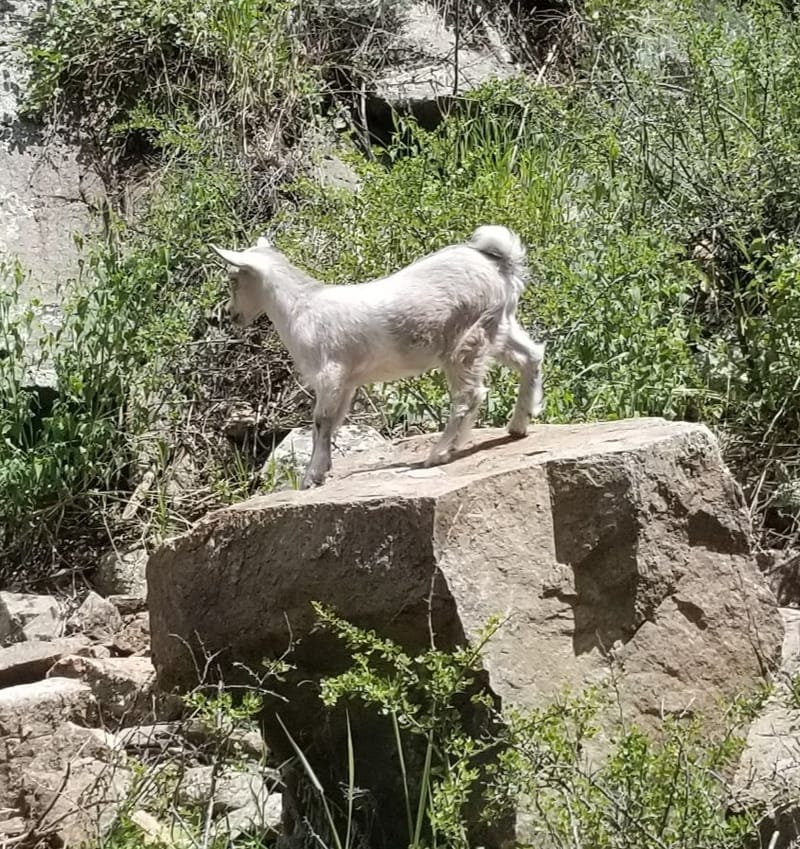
[75,644,113,659]
[218,791,283,840]
[66,591,122,641]
[112,611,150,656]
[177,764,281,814]
[183,720,269,759]
[0,815,26,836]
[0,592,62,645]
[108,595,148,616]
[314,152,361,192]
[94,547,148,598]
[781,607,800,675]
[262,424,387,484]
[115,722,182,754]
[223,402,259,439]
[0,637,90,687]
[0,677,96,740]
[22,723,130,849]
[48,655,156,725]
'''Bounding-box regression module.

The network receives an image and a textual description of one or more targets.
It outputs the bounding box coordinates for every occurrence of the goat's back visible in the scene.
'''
[308,243,523,384]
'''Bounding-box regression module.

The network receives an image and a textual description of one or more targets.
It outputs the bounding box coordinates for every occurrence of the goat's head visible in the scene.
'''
[209,236,273,327]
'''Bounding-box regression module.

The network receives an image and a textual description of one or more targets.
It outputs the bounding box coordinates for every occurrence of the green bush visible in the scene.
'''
[2,0,323,582]
[292,606,764,849]
[24,0,316,151]
[0,129,262,582]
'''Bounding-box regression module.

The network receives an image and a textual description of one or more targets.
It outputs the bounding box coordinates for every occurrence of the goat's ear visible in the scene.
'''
[256,235,272,248]
[209,245,250,268]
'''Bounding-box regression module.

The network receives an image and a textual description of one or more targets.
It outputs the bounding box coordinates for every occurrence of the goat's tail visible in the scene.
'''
[468,225,529,298]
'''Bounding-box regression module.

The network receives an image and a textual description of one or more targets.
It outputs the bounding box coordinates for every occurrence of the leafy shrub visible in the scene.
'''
[24,0,316,154]
[294,606,763,849]
[0,127,262,583]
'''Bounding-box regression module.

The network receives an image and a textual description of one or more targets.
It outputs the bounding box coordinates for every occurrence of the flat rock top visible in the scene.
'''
[231,418,712,511]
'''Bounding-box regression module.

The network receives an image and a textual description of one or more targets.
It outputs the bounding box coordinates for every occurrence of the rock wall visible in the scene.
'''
[0,0,103,316]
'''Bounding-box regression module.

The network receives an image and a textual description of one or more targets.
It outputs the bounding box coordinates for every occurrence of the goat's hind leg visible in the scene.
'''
[498,320,545,437]
[424,359,489,468]
[302,379,355,489]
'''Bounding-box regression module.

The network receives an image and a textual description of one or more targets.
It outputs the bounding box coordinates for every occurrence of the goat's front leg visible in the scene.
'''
[301,378,355,489]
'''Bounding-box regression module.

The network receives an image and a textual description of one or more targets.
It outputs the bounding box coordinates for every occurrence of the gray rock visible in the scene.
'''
[371,1,517,110]
[111,611,150,656]
[0,636,89,687]
[218,792,283,840]
[0,591,62,645]
[262,424,387,485]
[781,607,800,676]
[148,418,782,847]
[731,608,800,848]
[0,677,96,740]
[0,678,98,811]
[0,0,105,313]
[94,547,148,598]
[107,594,148,615]
[20,722,130,848]
[313,152,361,192]
[48,655,157,725]
[0,815,26,837]
[177,764,281,814]
[66,591,123,641]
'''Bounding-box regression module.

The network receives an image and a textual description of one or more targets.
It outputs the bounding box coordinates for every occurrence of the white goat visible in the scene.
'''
[210,225,545,489]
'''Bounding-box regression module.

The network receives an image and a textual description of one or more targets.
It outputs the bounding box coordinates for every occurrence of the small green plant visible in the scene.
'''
[303,604,506,849]
[787,673,800,710]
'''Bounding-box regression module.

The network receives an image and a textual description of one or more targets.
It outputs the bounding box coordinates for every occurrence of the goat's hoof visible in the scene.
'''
[423,450,452,468]
[300,474,325,490]
[507,416,529,437]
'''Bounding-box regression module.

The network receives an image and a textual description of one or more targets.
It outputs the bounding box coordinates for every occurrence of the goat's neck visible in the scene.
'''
[262,280,316,354]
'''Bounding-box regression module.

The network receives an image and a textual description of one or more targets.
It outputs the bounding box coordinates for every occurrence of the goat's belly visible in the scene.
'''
[355,351,438,384]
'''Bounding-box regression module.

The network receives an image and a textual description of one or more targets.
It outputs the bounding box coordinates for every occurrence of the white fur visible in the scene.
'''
[210,225,545,489]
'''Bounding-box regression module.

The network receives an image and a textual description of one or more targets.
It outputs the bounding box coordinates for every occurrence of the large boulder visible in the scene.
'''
[352,0,519,140]
[147,418,782,844]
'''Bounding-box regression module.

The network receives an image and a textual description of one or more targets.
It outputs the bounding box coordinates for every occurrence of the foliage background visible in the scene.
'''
[4,0,800,579]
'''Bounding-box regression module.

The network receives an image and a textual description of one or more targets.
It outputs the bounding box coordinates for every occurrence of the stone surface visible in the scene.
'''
[368,1,517,123]
[218,791,283,840]
[66,591,123,641]
[48,655,157,725]
[0,678,97,808]
[0,636,89,687]
[0,591,62,645]
[94,548,149,598]
[150,420,781,715]
[20,722,130,848]
[0,0,104,311]
[262,423,387,484]
[0,677,96,740]
[107,594,148,616]
[111,611,150,656]
[148,419,783,845]
[177,763,281,814]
